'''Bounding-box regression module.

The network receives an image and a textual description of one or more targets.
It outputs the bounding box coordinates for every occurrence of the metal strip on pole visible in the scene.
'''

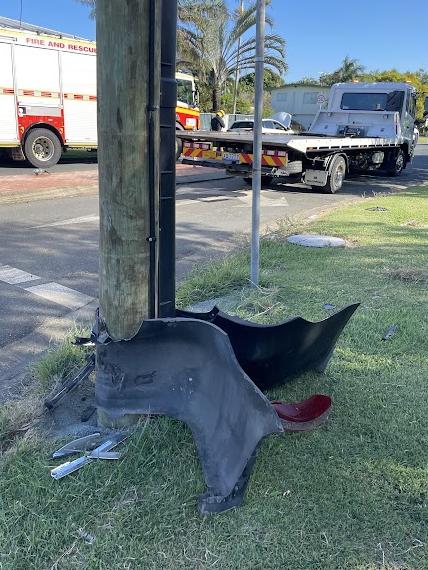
[251,0,265,287]
[232,0,244,116]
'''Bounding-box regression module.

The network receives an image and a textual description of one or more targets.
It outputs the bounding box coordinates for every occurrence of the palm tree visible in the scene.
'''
[178,0,287,111]
[320,57,365,86]
[76,0,287,111]
[76,0,96,18]
[76,0,187,20]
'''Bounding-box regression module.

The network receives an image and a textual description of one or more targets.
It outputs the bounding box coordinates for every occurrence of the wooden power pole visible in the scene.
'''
[97,0,161,340]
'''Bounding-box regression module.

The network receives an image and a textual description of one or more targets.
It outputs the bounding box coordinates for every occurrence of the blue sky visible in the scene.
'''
[1,0,427,82]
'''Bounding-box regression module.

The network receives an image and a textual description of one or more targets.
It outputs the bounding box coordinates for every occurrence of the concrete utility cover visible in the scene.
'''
[287,234,346,248]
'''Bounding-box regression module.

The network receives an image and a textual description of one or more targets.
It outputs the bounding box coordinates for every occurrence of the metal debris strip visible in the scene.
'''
[51,432,127,480]
[366,206,389,211]
[382,324,397,340]
[44,353,95,410]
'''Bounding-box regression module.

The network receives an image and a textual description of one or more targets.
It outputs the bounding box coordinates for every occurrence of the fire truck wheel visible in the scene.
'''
[322,155,346,194]
[176,135,183,161]
[24,128,62,168]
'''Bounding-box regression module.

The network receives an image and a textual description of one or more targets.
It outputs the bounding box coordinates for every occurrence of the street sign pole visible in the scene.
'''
[251,0,265,287]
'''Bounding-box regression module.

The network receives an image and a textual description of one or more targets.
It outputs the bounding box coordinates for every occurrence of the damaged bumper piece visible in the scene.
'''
[177,304,360,390]
[95,317,283,513]
[95,304,358,514]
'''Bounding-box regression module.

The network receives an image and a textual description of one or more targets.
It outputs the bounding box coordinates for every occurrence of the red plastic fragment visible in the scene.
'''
[271,395,332,432]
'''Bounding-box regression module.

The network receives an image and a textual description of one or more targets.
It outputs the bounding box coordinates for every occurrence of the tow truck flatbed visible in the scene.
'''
[177,130,403,154]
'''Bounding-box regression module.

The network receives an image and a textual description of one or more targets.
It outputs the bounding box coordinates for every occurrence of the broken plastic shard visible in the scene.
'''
[77,528,96,545]
[52,433,102,459]
[382,325,397,340]
[271,395,332,432]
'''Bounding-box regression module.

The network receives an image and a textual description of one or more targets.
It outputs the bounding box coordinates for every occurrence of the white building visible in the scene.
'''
[271,84,331,129]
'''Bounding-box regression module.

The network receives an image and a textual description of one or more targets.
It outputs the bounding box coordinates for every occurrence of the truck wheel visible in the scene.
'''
[243,176,273,187]
[385,148,405,177]
[24,128,62,168]
[323,155,346,193]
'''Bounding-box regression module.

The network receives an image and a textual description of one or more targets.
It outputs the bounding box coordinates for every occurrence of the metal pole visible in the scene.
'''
[232,0,244,116]
[158,0,178,317]
[250,0,265,287]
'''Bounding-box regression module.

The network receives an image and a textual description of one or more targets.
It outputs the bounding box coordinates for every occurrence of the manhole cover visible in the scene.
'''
[287,234,346,248]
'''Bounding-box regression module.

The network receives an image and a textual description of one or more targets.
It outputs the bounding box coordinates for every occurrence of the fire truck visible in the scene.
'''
[0,17,200,167]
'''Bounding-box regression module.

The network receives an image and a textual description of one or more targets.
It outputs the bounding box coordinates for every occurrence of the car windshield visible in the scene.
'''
[231,121,254,129]
[341,91,405,112]
[177,78,194,106]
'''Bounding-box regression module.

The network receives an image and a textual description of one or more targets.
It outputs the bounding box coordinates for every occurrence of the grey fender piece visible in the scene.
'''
[177,303,360,391]
[95,317,283,499]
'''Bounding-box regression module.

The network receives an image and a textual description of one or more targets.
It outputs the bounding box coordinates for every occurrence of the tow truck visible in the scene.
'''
[179,82,420,193]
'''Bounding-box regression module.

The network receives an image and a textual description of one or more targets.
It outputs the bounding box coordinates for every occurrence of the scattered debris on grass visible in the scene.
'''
[385,267,428,284]
[77,528,96,545]
[382,325,397,341]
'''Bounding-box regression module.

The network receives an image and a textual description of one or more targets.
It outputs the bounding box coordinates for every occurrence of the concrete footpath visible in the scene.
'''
[0,163,231,205]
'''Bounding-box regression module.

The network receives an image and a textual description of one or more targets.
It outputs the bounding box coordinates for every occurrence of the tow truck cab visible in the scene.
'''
[310,82,418,159]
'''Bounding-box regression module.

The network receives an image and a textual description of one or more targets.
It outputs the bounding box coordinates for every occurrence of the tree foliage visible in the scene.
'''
[77,0,286,112]
[76,0,96,18]
[319,56,365,86]
[240,69,285,91]
[178,0,287,111]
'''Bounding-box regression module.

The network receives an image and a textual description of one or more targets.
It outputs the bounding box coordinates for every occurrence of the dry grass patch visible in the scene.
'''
[385,267,428,284]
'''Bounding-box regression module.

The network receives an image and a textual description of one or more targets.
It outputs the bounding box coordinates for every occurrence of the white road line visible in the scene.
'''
[33,214,99,228]
[0,265,40,285]
[176,199,198,207]
[23,282,94,310]
[176,196,232,207]
[198,195,231,202]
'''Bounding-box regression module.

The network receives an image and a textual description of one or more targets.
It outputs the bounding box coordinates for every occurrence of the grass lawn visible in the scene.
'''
[1,187,427,570]
[418,137,428,144]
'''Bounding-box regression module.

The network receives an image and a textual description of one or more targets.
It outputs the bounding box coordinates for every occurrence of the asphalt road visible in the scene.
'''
[0,146,427,351]
[0,151,98,176]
